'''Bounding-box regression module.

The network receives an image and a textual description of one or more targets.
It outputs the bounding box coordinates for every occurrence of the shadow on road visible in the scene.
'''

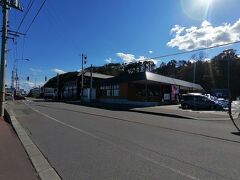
[65,101,142,112]
[231,132,240,136]
[30,98,141,111]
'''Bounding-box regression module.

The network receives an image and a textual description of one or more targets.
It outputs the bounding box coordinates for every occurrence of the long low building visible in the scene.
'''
[44,71,204,105]
[96,72,204,106]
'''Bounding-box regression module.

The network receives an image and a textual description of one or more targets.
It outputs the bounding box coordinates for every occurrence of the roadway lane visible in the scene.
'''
[8,99,240,180]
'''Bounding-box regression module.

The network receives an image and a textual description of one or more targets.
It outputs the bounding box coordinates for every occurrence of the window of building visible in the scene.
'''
[100,84,119,97]
[135,85,160,97]
[107,89,111,96]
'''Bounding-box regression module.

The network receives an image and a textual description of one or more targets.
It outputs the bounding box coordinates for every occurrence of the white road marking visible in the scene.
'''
[23,101,199,180]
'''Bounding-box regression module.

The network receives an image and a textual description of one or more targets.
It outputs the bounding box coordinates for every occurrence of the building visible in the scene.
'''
[44,71,204,105]
[28,87,41,97]
[77,72,113,101]
[97,72,204,106]
[58,72,113,100]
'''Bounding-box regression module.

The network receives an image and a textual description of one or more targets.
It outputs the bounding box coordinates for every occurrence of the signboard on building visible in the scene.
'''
[171,85,179,101]
[164,93,170,101]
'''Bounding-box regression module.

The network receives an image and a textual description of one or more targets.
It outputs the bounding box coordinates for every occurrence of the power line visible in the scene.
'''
[143,40,240,61]
[16,0,35,32]
[25,0,47,34]
[44,4,80,53]
[21,35,26,61]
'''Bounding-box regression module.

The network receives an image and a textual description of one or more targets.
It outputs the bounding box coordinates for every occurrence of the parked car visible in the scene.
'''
[215,98,229,110]
[14,94,26,100]
[43,88,56,99]
[5,93,13,100]
[181,93,224,110]
[43,92,55,99]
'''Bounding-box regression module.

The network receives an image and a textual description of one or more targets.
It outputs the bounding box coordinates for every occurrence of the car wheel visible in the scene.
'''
[182,104,189,109]
[210,105,215,110]
[215,106,223,111]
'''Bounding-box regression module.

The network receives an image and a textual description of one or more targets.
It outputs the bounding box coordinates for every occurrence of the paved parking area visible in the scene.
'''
[132,105,230,120]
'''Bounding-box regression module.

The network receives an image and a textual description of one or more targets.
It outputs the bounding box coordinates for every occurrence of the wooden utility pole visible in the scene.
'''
[0,0,8,116]
[57,73,59,100]
[0,0,22,116]
[81,54,84,99]
[81,54,87,101]
[90,64,93,102]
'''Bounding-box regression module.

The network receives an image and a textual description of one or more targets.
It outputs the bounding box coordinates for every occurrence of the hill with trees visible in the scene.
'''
[154,49,240,97]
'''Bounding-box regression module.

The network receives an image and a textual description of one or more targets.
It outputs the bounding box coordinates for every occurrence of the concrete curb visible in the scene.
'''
[8,112,61,180]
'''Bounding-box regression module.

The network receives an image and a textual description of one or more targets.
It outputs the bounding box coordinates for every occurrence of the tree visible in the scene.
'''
[123,60,156,74]
[154,49,240,97]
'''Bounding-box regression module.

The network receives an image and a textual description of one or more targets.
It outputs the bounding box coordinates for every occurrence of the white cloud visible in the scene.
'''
[170,25,185,35]
[30,68,42,76]
[201,20,212,27]
[203,58,211,63]
[189,58,211,64]
[105,58,113,64]
[167,19,240,51]
[116,52,158,64]
[149,50,153,54]
[116,53,136,64]
[51,68,66,74]
[189,59,196,64]
[23,81,35,88]
[20,81,44,91]
[30,68,42,73]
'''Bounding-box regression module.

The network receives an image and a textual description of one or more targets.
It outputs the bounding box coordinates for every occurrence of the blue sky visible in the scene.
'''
[4,0,240,89]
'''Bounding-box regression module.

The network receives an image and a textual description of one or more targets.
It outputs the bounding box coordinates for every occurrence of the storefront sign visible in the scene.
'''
[171,85,179,101]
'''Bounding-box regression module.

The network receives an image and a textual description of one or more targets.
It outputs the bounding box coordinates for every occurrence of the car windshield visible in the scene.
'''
[2,1,240,180]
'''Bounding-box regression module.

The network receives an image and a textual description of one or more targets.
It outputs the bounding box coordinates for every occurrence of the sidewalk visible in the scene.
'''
[0,117,38,180]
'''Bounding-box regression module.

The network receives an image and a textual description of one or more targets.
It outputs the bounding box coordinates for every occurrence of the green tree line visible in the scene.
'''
[154,49,240,97]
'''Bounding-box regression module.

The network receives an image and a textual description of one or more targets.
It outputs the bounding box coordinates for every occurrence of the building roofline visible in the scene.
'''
[99,72,204,90]
[77,72,114,79]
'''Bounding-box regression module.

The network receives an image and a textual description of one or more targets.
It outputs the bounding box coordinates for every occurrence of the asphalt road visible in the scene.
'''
[8,99,240,180]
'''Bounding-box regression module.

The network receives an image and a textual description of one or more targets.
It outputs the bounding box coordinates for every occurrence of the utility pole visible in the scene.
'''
[34,77,37,87]
[227,52,231,103]
[14,58,30,93]
[90,64,93,102]
[0,0,8,117]
[0,0,22,117]
[57,73,59,100]
[81,54,84,100]
[81,54,87,101]
[16,70,19,91]
[11,70,14,91]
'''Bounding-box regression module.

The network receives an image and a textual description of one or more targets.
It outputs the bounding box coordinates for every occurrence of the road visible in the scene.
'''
[7,99,240,180]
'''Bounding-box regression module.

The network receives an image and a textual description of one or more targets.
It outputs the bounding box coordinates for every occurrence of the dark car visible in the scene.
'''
[14,94,26,100]
[181,93,223,110]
